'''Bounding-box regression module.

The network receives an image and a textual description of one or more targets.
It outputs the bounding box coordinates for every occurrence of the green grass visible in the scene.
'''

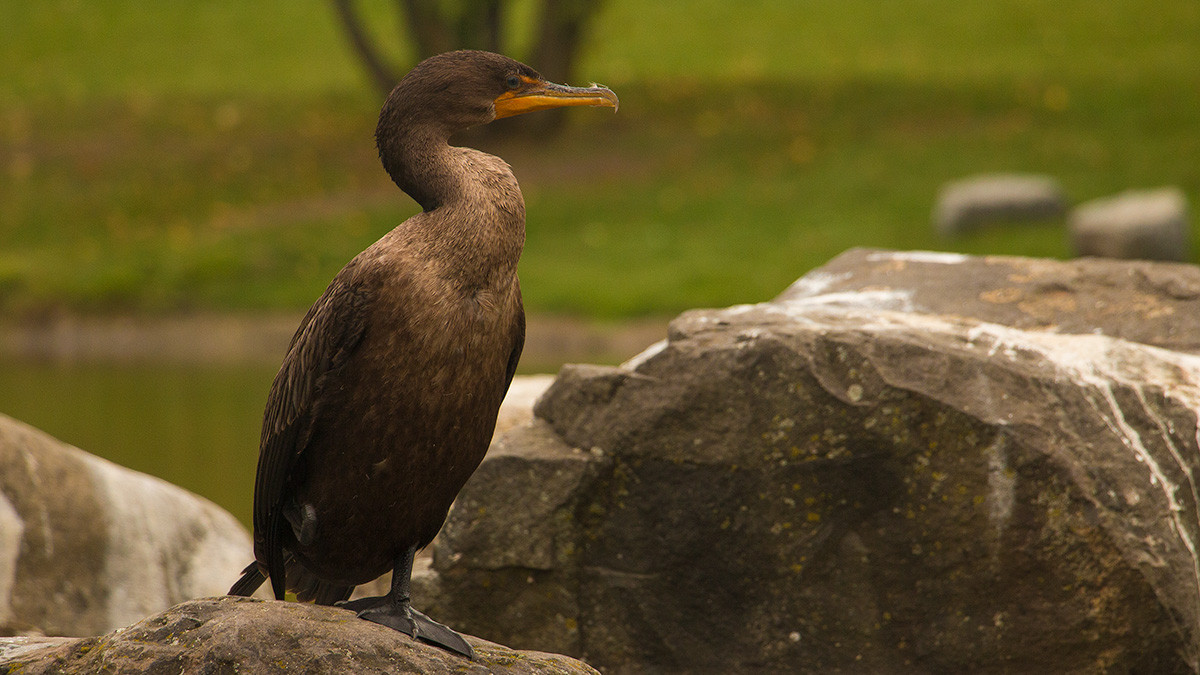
[589,0,1200,87]
[2,0,1198,318]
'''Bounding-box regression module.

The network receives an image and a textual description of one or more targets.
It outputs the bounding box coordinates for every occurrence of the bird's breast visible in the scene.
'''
[361,270,518,399]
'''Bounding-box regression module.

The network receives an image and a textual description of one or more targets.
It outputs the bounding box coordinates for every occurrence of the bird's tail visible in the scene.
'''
[288,562,355,605]
[227,559,353,606]
[229,561,267,597]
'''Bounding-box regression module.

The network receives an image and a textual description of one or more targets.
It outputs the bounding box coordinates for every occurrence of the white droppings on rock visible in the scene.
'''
[778,271,853,300]
[775,289,916,315]
[984,435,1015,566]
[0,637,74,662]
[724,303,765,316]
[865,250,970,265]
[736,328,763,343]
[623,339,667,371]
[1086,381,1199,591]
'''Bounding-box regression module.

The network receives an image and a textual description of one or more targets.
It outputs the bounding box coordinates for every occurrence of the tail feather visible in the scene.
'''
[228,558,353,606]
[229,561,267,597]
[286,560,354,605]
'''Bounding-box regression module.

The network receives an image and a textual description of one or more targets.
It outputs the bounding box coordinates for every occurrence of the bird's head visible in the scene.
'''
[377,50,618,141]
[375,50,617,209]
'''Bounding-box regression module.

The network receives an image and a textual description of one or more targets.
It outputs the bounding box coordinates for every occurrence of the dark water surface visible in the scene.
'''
[0,318,653,533]
[0,361,278,529]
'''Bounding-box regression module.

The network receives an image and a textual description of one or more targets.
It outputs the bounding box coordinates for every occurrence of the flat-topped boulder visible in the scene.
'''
[0,597,599,674]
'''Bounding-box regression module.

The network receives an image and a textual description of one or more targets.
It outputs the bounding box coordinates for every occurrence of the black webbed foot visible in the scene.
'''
[337,595,475,659]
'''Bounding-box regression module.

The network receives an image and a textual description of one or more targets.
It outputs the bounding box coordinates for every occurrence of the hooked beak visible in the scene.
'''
[493,79,619,120]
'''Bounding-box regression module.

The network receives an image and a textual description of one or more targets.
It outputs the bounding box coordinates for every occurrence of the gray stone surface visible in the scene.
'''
[0,414,255,637]
[425,249,1200,674]
[1070,187,1192,261]
[775,249,1200,354]
[933,174,1068,236]
[0,597,600,674]
[429,421,606,656]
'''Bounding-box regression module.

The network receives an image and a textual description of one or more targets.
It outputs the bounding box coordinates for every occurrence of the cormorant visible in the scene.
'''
[228,50,617,659]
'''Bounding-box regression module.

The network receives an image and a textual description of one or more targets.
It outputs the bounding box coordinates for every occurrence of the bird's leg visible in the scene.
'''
[337,547,475,659]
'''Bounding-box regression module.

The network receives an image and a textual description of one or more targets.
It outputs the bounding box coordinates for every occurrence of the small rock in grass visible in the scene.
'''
[933,174,1067,236]
[1069,187,1192,261]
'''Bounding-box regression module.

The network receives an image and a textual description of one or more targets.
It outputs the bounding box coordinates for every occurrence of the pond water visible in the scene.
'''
[0,318,657,532]
[0,361,278,529]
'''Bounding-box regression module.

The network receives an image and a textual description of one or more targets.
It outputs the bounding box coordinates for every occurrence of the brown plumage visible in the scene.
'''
[228,50,617,657]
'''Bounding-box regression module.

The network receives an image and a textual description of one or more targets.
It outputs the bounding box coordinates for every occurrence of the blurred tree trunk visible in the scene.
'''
[331,0,401,94]
[399,0,502,58]
[530,0,597,85]
[330,0,603,102]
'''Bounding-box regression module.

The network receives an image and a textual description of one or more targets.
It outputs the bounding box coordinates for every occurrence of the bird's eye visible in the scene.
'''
[505,75,522,90]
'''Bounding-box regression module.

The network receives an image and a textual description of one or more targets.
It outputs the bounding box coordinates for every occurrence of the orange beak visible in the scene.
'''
[493,79,619,120]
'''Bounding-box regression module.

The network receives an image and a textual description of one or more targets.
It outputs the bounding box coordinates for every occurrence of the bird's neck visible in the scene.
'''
[386,128,526,290]
[384,127,457,212]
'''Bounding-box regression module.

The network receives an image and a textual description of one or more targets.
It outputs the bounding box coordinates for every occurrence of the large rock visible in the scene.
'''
[429,420,606,656]
[424,249,1200,674]
[933,174,1068,236]
[0,597,600,674]
[0,414,253,636]
[1070,187,1192,262]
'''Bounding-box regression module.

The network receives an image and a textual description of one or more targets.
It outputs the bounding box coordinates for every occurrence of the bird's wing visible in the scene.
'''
[501,297,526,398]
[253,275,371,599]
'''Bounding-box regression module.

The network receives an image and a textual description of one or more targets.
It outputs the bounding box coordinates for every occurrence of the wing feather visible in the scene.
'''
[501,300,525,399]
[252,276,371,599]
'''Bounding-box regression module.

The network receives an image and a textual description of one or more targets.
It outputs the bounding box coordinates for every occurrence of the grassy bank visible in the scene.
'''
[3,0,1197,318]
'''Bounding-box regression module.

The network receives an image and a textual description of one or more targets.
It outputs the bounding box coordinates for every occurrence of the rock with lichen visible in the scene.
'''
[424,248,1200,674]
[0,596,600,674]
